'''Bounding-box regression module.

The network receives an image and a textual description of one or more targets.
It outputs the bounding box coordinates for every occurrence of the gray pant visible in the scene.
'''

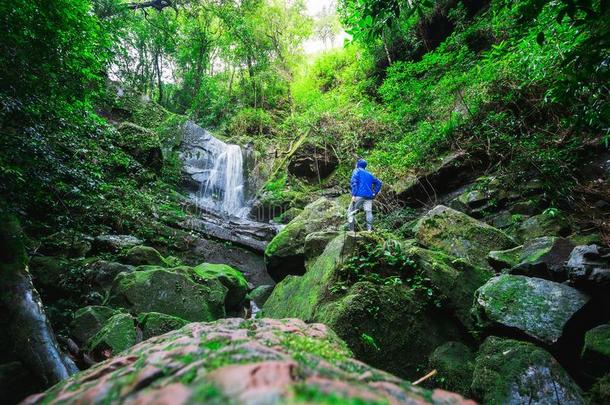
[347,197,373,231]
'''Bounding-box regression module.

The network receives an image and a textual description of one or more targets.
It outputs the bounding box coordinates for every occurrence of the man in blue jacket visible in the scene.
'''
[348,158,382,231]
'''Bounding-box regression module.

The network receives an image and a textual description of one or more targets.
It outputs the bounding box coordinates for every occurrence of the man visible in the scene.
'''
[348,158,382,231]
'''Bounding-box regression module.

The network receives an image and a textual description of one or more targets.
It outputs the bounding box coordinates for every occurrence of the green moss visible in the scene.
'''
[281,333,351,364]
[291,384,388,405]
[427,342,474,396]
[584,324,610,358]
[71,305,118,344]
[120,245,169,267]
[137,312,189,340]
[192,263,248,309]
[589,373,610,405]
[86,313,136,354]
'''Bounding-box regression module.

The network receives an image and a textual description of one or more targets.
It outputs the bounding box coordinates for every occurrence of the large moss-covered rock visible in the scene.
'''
[406,247,493,330]
[264,233,463,379]
[27,318,475,405]
[70,306,118,345]
[137,312,189,340]
[473,274,590,345]
[428,342,475,396]
[86,260,135,291]
[86,313,136,357]
[106,267,227,321]
[471,336,584,404]
[582,324,610,375]
[120,245,169,267]
[414,205,516,269]
[487,245,522,270]
[264,197,345,282]
[193,263,248,309]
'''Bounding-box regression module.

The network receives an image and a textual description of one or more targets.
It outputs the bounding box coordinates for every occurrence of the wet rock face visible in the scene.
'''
[473,274,590,345]
[24,318,475,405]
[92,234,143,253]
[264,198,345,282]
[566,245,610,293]
[414,205,516,269]
[287,142,338,183]
[471,336,584,405]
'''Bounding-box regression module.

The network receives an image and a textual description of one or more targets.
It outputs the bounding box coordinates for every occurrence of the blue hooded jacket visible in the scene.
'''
[351,159,382,198]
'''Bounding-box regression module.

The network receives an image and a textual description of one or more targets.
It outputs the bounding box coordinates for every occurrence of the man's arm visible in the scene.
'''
[350,170,359,199]
[373,177,382,196]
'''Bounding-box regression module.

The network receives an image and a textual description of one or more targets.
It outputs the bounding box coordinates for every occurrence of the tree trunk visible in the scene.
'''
[155,51,163,104]
[0,215,78,387]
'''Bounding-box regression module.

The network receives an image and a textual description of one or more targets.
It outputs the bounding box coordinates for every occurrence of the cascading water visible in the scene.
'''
[200,144,247,216]
[180,121,249,218]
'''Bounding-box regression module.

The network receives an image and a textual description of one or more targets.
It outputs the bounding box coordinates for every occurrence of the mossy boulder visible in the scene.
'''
[28,318,475,405]
[406,246,493,330]
[248,285,274,307]
[471,336,584,404]
[414,205,516,269]
[86,260,135,291]
[106,267,227,321]
[303,230,341,265]
[137,312,189,340]
[192,263,248,309]
[487,246,522,270]
[264,233,464,379]
[274,207,303,224]
[516,211,571,242]
[509,236,575,280]
[86,313,136,357]
[264,197,345,282]
[120,245,169,267]
[70,306,118,345]
[428,342,475,396]
[581,324,610,375]
[473,274,590,345]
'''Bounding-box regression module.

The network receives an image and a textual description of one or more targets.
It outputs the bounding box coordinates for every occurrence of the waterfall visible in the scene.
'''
[200,144,246,216]
[180,121,249,217]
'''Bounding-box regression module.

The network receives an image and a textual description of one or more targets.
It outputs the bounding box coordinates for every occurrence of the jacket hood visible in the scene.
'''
[356,159,367,169]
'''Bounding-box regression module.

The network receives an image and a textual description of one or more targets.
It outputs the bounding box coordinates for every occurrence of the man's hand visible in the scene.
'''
[351,196,356,202]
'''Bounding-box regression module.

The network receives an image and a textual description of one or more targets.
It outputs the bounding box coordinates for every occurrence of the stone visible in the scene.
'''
[473,274,590,345]
[248,285,274,307]
[106,267,227,322]
[405,246,493,330]
[70,306,118,345]
[303,230,340,265]
[581,324,610,375]
[566,245,610,293]
[516,211,571,242]
[192,263,248,309]
[86,260,135,291]
[287,142,338,182]
[487,246,522,270]
[428,342,475,396]
[471,336,584,405]
[414,205,516,269]
[120,245,169,267]
[274,207,303,224]
[24,318,476,405]
[264,233,463,379]
[86,313,136,357]
[93,234,143,253]
[394,151,481,207]
[264,197,345,282]
[509,236,575,280]
[137,312,189,340]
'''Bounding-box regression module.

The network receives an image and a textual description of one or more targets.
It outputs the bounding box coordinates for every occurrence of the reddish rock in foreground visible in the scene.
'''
[23,318,476,405]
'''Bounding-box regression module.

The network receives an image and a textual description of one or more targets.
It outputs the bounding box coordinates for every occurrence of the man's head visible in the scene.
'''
[356,159,367,169]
